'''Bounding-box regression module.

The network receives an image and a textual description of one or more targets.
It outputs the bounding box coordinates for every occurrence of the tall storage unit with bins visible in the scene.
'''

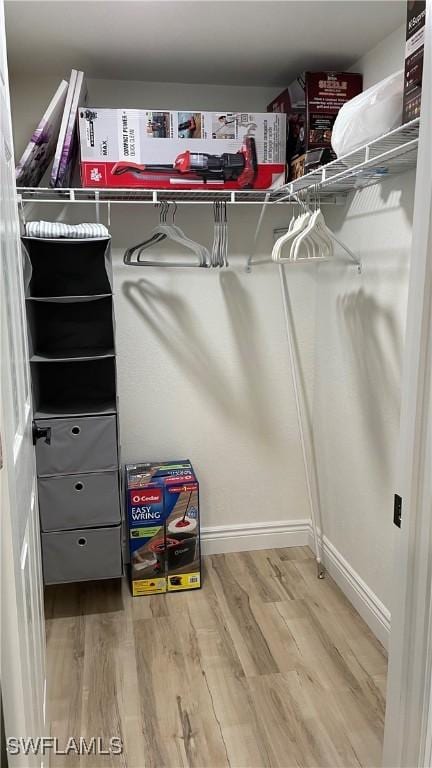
[22,235,123,584]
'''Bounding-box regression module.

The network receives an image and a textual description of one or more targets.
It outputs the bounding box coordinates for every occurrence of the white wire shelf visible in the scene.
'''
[17,186,275,205]
[280,117,420,200]
[17,118,419,207]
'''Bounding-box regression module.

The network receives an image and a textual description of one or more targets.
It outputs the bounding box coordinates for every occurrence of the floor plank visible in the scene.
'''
[45,546,386,767]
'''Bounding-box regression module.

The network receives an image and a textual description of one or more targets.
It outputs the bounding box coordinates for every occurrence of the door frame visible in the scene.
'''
[1,0,46,761]
[383,1,432,765]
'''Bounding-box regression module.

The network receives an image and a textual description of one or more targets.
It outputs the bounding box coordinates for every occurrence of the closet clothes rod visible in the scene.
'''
[247,201,361,272]
[248,238,361,271]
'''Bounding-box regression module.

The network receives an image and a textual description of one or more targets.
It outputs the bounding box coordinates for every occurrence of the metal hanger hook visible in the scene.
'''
[171,201,177,224]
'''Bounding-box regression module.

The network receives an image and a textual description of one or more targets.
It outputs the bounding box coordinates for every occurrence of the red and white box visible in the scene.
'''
[78,109,286,190]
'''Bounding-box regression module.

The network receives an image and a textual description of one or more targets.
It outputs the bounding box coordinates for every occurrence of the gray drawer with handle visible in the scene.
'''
[34,415,118,476]
[39,471,120,531]
[42,525,123,584]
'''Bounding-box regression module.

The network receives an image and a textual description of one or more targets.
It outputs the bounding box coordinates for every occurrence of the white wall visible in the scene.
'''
[355,23,405,87]
[111,206,317,529]
[314,25,411,610]
[10,73,317,530]
[10,75,278,161]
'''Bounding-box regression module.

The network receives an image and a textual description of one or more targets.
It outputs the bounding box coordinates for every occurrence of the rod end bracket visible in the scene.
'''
[317,561,326,579]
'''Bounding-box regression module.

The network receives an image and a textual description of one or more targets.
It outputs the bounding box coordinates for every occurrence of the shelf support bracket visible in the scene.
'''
[95,190,100,224]
[331,232,362,273]
[17,193,26,232]
[246,191,271,272]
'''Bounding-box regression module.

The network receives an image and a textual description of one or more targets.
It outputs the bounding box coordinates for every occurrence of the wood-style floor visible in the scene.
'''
[45,547,387,768]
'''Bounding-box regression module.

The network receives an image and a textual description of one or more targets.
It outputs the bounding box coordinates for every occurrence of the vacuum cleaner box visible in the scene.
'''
[78,109,286,190]
[125,461,201,596]
[403,0,426,123]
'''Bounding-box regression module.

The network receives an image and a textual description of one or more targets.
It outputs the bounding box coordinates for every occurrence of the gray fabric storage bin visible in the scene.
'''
[32,358,117,418]
[27,296,114,360]
[42,525,123,584]
[22,237,112,298]
[35,415,118,476]
[39,471,121,531]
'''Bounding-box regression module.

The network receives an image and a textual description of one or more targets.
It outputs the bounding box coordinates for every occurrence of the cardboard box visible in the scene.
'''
[78,109,286,190]
[304,147,337,175]
[268,71,362,180]
[164,475,201,593]
[305,72,363,155]
[125,461,201,596]
[403,0,426,123]
[126,460,194,488]
[290,154,305,181]
[127,480,167,596]
[267,74,306,181]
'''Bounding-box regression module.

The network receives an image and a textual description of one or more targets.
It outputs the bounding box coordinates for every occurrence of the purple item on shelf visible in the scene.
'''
[15,80,68,187]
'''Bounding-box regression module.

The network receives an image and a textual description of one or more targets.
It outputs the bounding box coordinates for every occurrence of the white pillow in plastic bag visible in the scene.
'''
[331,70,404,158]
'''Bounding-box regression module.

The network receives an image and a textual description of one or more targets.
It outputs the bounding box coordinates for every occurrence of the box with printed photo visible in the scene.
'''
[125,460,201,596]
[78,109,286,190]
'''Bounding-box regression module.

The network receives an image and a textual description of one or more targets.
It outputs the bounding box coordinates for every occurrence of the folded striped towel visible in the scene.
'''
[25,221,110,239]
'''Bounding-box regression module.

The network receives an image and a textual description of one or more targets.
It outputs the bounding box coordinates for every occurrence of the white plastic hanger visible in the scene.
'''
[211,201,229,268]
[291,209,324,261]
[287,189,329,262]
[291,209,335,261]
[141,202,210,266]
[124,202,210,267]
[271,210,311,262]
[211,201,221,268]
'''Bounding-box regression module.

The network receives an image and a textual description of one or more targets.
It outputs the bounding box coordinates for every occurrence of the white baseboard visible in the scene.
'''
[201,518,390,649]
[201,519,310,555]
[308,526,391,649]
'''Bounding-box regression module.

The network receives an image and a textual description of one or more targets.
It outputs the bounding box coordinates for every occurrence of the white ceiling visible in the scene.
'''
[5,0,406,86]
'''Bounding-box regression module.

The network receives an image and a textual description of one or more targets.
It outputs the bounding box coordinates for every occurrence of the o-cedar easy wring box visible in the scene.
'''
[78,109,286,190]
[125,461,201,596]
